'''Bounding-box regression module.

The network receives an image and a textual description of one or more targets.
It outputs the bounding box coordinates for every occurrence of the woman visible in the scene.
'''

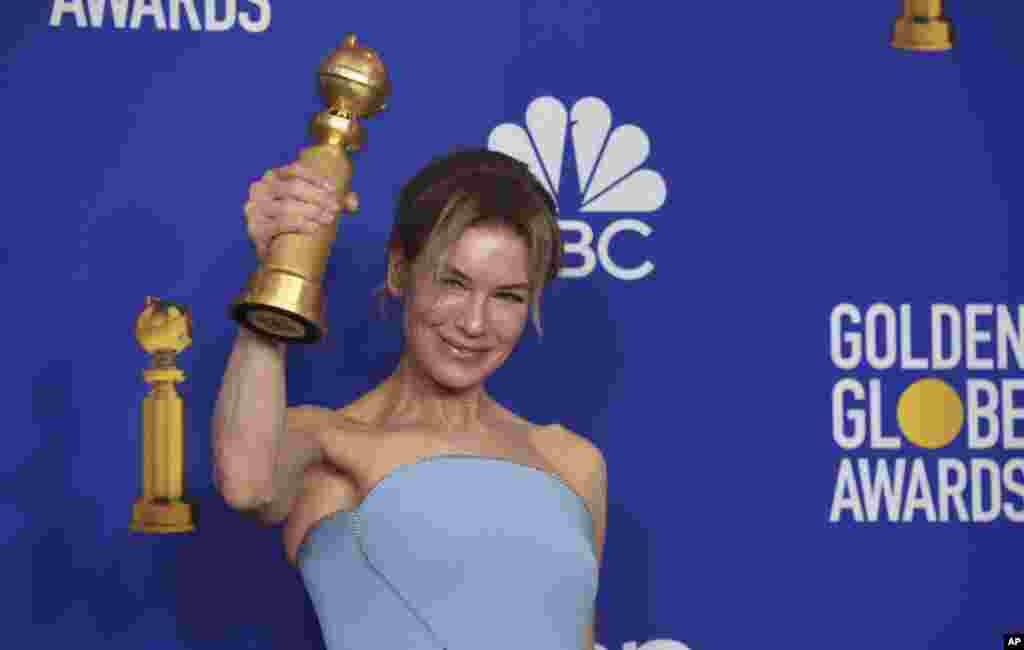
[213,149,607,650]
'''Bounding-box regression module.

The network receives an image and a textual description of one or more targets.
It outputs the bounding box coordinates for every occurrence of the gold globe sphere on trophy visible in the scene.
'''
[132,297,196,534]
[892,0,954,52]
[231,34,392,343]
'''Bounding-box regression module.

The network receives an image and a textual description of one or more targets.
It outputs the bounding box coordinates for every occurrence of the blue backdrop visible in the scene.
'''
[6,1,1021,648]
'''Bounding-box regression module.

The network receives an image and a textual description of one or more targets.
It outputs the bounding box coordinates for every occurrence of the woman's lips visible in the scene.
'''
[440,336,486,359]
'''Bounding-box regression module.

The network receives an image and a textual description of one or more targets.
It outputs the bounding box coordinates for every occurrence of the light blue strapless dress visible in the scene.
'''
[298,454,599,650]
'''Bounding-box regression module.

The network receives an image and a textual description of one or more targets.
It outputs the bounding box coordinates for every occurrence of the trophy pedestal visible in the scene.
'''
[232,267,325,343]
[131,498,195,534]
[892,16,953,52]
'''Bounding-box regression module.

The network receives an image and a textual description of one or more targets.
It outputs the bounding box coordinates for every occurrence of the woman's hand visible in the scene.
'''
[243,160,360,261]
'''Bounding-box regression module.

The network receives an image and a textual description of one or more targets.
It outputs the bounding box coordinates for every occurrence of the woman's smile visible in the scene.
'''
[440,335,487,360]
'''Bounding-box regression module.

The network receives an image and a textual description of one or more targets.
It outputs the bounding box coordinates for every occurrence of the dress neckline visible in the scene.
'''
[297,453,596,566]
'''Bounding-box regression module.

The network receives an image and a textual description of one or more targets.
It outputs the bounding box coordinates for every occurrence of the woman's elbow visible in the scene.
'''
[213,445,273,512]
[216,479,268,513]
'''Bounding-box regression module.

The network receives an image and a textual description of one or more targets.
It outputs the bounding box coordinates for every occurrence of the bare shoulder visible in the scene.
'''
[542,424,608,564]
[487,405,606,490]
[541,423,606,480]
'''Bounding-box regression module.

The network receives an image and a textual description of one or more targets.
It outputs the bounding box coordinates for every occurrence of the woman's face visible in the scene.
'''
[400,223,532,393]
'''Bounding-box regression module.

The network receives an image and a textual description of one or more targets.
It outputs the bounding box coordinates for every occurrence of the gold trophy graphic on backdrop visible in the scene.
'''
[131,297,196,534]
[230,34,392,343]
[892,0,954,52]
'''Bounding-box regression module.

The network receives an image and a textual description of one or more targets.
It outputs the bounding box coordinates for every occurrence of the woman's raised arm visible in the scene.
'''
[212,160,354,522]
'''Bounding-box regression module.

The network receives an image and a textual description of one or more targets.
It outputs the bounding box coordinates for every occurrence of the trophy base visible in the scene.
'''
[892,17,953,52]
[131,498,196,534]
[231,267,325,344]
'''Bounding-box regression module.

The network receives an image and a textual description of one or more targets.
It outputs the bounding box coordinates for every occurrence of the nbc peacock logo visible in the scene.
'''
[488,97,666,280]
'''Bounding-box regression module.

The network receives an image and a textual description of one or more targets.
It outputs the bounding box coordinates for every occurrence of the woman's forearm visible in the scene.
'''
[212,325,289,510]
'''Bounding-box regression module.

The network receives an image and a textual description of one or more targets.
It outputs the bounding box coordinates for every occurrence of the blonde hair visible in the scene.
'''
[382,148,561,336]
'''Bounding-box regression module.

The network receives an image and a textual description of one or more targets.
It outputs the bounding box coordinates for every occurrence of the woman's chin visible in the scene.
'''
[432,373,484,393]
[426,362,492,393]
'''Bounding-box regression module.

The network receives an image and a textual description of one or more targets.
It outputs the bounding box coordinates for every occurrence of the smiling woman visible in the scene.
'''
[213,148,608,650]
[386,149,561,334]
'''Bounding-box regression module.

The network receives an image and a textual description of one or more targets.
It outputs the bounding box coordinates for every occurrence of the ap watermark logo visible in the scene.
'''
[489,97,666,280]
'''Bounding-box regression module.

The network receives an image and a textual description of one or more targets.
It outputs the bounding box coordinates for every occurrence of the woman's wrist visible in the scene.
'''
[237,322,286,354]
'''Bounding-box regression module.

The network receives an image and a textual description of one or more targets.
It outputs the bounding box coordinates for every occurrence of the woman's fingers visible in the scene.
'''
[243,161,354,260]
[274,199,325,234]
[277,161,333,191]
[274,162,341,213]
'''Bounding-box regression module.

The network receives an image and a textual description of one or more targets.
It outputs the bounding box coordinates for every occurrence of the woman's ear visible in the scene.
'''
[386,249,405,298]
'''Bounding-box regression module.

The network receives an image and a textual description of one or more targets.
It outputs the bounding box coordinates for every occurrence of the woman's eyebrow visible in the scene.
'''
[444,265,529,290]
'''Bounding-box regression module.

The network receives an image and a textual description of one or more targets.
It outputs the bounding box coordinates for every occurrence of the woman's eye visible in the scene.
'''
[498,293,526,303]
[441,277,465,289]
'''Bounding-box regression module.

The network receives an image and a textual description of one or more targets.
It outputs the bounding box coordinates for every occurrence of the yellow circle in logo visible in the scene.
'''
[897,378,964,449]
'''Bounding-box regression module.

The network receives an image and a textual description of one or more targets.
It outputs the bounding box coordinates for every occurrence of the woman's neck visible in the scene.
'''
[378,353,496,432]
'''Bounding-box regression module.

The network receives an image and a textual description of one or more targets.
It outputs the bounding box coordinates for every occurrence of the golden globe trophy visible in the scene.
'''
[131,297,196,534]
[892,0,954,52]
[230,34,392,343]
